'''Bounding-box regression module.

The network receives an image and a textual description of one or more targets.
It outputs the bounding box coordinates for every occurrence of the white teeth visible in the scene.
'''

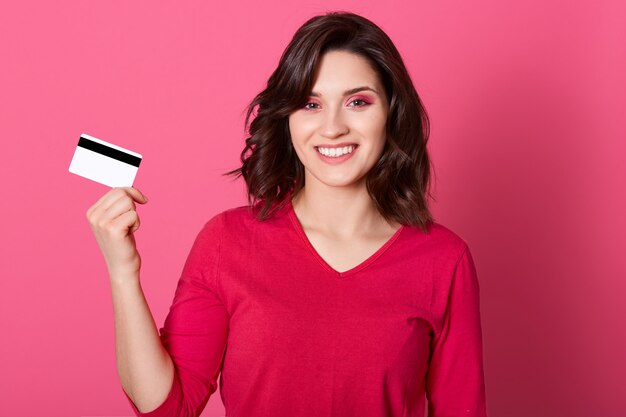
[317,145,355,157]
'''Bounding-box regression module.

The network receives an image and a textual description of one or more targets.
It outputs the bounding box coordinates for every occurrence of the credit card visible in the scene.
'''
[68,133,142,187]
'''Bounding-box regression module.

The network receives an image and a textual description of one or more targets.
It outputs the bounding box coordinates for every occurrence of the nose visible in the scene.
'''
[319,107,349,139]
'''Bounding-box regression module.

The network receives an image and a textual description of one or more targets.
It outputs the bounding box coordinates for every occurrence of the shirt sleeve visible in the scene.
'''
[425,245,488,417]
[123,213,230,416]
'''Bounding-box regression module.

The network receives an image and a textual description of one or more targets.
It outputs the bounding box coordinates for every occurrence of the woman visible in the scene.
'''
[87,11,487,417]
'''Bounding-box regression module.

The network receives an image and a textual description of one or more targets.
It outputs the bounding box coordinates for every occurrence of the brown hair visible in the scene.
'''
[224,11,435,233]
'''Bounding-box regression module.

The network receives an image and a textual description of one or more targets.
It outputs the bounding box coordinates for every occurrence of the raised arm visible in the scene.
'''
[123,213,230,416]
[86,188,229,416]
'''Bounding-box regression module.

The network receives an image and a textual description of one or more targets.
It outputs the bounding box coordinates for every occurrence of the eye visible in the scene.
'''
[349,98,370,107]
[303,102,320,110]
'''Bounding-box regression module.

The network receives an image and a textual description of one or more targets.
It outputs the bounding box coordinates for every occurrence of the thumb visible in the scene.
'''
[127,186,149,204]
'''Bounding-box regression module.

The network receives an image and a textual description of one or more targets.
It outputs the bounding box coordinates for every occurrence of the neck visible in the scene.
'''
[290,181,394,239]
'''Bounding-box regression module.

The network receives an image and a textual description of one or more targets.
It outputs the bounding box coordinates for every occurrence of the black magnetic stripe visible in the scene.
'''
[78,137,141,167]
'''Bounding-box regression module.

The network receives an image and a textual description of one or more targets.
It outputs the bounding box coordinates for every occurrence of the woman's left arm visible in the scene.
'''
[425,245,488,417]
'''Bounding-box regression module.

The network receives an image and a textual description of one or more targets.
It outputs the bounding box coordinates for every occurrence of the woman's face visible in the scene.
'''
[288,50,389,191]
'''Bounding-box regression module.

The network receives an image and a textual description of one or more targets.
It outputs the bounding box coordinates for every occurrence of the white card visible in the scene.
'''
[68,133,143,187]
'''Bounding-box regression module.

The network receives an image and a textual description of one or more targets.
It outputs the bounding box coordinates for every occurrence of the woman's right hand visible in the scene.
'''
[86,187,149,278]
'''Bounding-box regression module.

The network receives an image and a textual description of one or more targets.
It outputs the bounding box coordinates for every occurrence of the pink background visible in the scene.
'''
[1,1,624,416]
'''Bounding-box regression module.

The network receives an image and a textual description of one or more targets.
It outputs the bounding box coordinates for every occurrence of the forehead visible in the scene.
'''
[310,50,382,93]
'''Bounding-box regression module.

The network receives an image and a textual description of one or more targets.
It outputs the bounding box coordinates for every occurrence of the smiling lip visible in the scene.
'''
[314,142,358,149]
[315,143,358,164]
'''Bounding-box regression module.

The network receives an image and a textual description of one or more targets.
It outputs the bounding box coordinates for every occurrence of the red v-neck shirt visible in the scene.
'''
[124,199,488,417]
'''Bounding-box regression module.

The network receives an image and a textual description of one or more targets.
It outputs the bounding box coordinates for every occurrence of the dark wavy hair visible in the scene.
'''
[224,11,435,233]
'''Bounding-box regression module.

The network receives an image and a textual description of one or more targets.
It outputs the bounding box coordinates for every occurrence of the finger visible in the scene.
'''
[90,194,136,231]
[102,194,137,224]
[88,191,125,225]
[99,187,145,213]
[87,187,130,219]
[125,186,149,204]
[110,209,140,235]
[87,188,116,219]
[89,186,146,222]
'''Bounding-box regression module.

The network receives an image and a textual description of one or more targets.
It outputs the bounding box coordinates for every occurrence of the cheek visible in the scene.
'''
[362,114,387,154]
[353,109,387,132]
[288,118,305,157]
[289,116,319,150]
[288,116,296,138]
[288,115,306,141]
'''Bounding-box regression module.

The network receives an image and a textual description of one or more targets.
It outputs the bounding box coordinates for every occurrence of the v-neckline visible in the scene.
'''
[286,198,405,278]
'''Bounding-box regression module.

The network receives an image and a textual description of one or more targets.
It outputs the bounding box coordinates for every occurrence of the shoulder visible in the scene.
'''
[399,220,471,264]
[198,202,286,237]
[199,204,254,232]
[426,221,470,250]
[210,204,255,223]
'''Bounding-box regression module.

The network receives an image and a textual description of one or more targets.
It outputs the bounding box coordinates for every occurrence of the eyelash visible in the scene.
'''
[303,98,371,110]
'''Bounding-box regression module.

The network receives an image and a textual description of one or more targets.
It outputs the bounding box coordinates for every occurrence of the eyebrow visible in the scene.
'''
[310,86,379,97]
